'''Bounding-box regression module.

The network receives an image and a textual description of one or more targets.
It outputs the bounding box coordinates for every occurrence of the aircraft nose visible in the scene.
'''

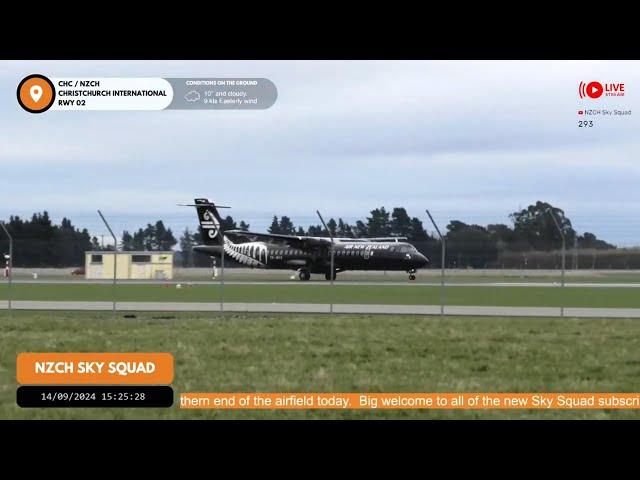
[414,253,429,268]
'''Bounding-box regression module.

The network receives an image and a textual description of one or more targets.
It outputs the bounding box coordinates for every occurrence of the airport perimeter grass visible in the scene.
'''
[1,283,640,308]
[2,310,640,419]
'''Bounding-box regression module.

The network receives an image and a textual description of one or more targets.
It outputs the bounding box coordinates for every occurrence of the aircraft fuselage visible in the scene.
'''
[194,234,429,274]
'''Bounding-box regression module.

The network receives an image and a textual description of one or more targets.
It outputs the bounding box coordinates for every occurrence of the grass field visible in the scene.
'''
[2,310,640,419]
[1,283,639,308]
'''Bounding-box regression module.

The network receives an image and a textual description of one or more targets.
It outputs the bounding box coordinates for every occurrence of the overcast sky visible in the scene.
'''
[1,60,639,246]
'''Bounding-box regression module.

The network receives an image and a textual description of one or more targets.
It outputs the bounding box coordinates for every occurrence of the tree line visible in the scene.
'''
[0,202,621,268]
[264,208,431,240]
[0,214,179,267]
[0,213,93,267]
[176,201,617,268]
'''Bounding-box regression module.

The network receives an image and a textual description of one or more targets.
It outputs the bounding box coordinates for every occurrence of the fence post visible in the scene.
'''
[0,222,12,311]
[426,210,445,318]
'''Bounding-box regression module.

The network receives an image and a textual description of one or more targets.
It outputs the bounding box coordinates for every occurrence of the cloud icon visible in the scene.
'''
[184,90,201,102]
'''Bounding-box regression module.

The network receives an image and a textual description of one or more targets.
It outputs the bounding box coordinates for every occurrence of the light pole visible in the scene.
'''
[426,210,445,317]
[545,208,565,317]
[316,210,334,314]
[1,222,12,311]
[97,210,117,315]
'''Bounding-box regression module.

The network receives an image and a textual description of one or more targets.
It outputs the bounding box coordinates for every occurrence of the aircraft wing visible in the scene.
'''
[366,237,408,242]
[225,230,331,247]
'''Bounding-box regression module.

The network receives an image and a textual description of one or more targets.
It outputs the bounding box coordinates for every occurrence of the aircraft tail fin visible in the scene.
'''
[181,198,231,245]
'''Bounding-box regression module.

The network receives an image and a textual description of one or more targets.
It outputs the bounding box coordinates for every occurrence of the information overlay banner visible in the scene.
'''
[16,352,174,385]
[17,386,174,408]
[180,392,640,410]
[16,75,277,112]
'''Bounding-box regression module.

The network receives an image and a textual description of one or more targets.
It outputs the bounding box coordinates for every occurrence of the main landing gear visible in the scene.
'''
[298,268,311,281]
[408,268,417,281]
[325,270,337,281]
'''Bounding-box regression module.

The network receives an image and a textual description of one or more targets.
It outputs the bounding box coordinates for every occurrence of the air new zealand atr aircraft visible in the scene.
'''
[185,198,429,281]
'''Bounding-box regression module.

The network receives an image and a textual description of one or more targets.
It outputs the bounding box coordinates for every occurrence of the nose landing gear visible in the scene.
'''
[408,268,417,281]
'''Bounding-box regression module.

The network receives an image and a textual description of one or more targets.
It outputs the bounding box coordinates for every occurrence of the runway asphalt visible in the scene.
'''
[2,300,640,318]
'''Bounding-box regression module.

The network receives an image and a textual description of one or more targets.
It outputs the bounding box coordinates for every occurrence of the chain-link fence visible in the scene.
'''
[1,210,640,317]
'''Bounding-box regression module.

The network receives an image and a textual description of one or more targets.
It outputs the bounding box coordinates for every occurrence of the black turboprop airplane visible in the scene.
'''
[184,198,429,281]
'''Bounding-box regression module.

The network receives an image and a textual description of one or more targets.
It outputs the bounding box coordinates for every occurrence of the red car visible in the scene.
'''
[71,267,85,275]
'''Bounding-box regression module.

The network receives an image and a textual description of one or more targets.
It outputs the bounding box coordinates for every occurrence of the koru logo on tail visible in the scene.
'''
[201,209,219,238]
[203,210,214,221]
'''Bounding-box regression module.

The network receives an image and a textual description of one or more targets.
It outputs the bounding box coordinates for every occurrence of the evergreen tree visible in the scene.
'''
[390,208,412,236]
[408,217,429,240]
[268,216,281,234]
[220,215,237,231]
[337,218,349,237]
[509,201,576,251]
[279,216,295,235]
[354,220,368,237]
[121,231,134,251]
[366,207,391,236]
[132,229,145,250]
[307,225,325,236]
[179,227,195,267]
[327,218,337,236]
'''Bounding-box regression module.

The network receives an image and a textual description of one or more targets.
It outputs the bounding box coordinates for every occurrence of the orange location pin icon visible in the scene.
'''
[17,75,56,113]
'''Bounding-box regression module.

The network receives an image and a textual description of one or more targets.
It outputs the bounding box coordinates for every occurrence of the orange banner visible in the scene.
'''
[17,353,173,385]
[180,392,640,409]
